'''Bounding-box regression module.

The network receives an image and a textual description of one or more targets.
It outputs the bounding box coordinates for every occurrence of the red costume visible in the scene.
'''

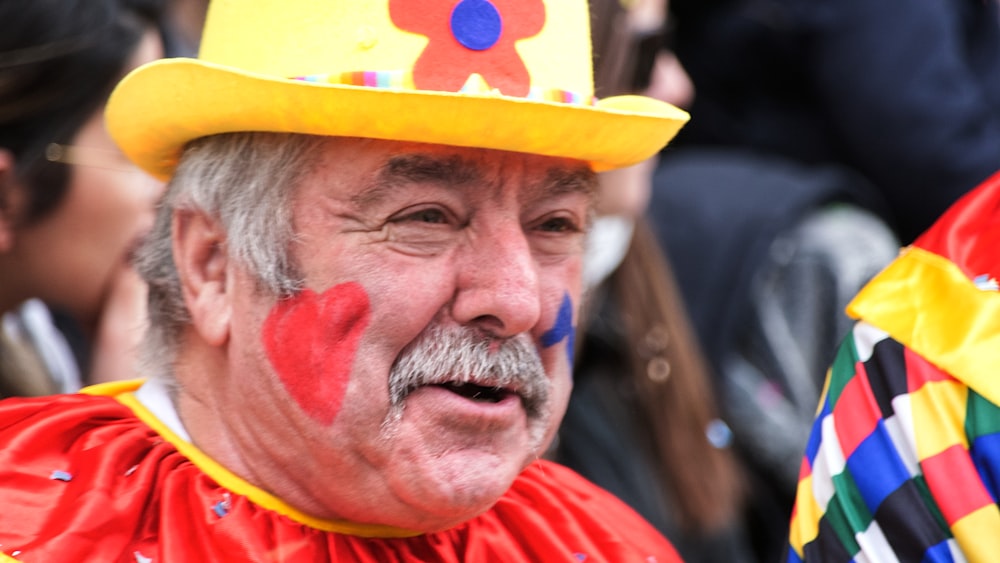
[0,380,680,562]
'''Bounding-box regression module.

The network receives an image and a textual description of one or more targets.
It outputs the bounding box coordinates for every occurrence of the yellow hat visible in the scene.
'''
[106,0,689,180]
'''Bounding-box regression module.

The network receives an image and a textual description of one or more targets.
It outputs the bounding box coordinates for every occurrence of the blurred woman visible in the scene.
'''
[0,0,170,395]
[553,0,754,561]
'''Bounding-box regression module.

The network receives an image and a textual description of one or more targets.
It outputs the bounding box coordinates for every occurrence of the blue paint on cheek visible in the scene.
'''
[541,292,576,369]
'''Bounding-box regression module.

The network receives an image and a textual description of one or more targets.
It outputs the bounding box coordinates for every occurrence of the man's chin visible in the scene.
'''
[385,448,529,531]
[373,388,548,529]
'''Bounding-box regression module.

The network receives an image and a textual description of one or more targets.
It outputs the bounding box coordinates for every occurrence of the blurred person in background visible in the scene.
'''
[649,140,900,561]
[166,0,207,54]
[581,0,915,558]
[668,0,1000,244]
[0,0,170,396]
[554,1,754,561]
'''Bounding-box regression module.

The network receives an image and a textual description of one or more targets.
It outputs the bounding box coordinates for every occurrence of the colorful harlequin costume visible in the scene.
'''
[0,380,680,562]
[786,170,1000,562]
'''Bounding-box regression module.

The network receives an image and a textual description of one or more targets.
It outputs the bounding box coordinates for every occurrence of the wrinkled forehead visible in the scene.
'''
[315,136,598,205]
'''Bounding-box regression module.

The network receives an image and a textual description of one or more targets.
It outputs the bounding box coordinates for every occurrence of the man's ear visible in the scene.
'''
[0,149,22,253]
[172,209,231,347]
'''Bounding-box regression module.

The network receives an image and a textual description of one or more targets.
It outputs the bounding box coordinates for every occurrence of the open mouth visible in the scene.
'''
[435,382,514,404]
[387,324,550,418]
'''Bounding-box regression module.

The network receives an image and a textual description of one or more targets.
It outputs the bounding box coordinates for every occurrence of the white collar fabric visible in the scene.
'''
[134,377,192,442]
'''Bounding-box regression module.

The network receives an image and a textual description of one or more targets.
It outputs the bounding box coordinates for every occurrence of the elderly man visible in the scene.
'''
[0,0,689,560]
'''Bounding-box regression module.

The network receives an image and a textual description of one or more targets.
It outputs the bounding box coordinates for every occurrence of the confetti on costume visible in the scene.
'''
[786,171,1000,562]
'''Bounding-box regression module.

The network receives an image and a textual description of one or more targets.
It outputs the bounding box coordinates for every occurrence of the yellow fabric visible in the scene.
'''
[848,246,1000,407]
[788,474,821,555]
[105,0,689,179]
[83,380,422,538]
[910,379,969,460]
[80,378,145,397]
[951,505,1000,563]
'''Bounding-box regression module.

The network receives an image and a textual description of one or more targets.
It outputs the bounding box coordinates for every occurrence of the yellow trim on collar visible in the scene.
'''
[0,552,20,562]
[848,246,1000,406]
[81,378,146,396]
[84,380,422,538]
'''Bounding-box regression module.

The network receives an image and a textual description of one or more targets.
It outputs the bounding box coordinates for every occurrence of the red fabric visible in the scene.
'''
[0,392,681,562]
[913,168,1000,280]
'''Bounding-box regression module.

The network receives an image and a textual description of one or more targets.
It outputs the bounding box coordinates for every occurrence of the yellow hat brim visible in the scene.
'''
[107,58,690,180]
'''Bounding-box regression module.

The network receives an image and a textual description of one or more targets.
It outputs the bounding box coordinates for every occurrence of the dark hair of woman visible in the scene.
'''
[0,0,171,395]
[612,221,745,532]
[0,0,169,224]
[579,0,746,537]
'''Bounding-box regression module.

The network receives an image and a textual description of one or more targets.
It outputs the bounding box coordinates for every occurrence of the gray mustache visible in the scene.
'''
[388,324,550,418]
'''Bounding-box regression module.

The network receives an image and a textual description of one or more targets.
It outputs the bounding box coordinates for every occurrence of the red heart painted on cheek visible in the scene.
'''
[262,282,371,425]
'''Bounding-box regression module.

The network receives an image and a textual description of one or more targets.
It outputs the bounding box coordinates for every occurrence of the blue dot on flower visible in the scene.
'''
[450,0,503,51]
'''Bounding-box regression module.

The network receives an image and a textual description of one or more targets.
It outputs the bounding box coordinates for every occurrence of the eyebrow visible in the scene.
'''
[351,153,597,208]
[542,166,598,199]
[352,154,481,208]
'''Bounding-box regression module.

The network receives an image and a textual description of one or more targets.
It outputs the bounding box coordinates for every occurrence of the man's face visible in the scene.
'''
[223,137,594,531]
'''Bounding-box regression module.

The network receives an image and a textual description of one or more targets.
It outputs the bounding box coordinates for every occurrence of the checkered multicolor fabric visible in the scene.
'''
[786,321,1000,562]
[786,171,1000,563]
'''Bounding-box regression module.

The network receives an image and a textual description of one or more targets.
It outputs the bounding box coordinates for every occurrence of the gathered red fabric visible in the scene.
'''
[0,386,680,562]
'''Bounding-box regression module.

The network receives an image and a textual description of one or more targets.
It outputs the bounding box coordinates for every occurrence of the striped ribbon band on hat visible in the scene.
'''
[291,71,598,106]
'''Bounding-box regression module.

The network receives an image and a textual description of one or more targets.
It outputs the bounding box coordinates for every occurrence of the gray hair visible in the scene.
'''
[136,132,326,377]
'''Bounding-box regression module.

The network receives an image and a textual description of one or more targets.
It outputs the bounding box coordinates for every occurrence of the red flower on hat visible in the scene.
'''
[389,0,545,97]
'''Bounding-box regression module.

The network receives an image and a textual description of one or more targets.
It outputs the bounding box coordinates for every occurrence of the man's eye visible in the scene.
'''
[397,208,449,224]
[538,216,579,233]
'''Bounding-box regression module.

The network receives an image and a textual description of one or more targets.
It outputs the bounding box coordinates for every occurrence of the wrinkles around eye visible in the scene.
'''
[381,205,462,256]
[378,205,585,258]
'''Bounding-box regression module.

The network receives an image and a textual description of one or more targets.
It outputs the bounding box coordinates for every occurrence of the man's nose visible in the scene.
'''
[450,220,541,338]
